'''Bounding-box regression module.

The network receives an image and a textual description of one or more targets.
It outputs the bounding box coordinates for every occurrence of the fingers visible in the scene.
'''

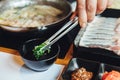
[71,0,109,27]
[77,0,87,27]
[96,0,108,14]
[107,0,113,7]
[70,11,77,20]
[86,0,97,22]
[70,5,78,20]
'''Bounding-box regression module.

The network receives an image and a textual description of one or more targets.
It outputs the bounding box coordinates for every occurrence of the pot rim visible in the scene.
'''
[0,0,72,32]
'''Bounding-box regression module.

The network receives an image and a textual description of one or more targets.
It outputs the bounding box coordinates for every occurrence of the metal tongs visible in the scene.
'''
[34,17,78,56]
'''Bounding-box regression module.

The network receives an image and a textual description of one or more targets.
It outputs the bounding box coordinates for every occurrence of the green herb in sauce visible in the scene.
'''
[33,42,50,60]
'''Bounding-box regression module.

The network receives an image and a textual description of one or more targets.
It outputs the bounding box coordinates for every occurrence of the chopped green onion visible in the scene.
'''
[33,42,50,60]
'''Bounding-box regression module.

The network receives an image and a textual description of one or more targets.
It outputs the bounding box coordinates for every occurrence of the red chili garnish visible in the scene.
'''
[102,70,120,80]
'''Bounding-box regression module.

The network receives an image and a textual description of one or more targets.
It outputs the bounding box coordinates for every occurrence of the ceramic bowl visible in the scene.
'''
[19,38,60,72]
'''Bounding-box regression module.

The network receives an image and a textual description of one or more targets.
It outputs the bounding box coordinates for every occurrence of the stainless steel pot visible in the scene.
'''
[0,0,72,37]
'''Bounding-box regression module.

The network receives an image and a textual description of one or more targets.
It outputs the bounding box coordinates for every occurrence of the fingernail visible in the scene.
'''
[107,1,113,7]
[81,23,86,27]
[88,18,93,22]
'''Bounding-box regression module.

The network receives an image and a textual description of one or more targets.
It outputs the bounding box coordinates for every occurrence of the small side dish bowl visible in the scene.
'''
[19,38,60,72]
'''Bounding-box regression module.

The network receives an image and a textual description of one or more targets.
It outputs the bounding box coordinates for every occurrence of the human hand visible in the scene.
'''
[71,0,113,27]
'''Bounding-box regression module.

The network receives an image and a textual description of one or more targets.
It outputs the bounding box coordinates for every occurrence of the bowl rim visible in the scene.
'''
[21,38,60,61]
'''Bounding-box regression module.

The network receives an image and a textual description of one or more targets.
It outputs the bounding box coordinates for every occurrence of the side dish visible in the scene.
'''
[71,67,93,80]
[102,70,120,80]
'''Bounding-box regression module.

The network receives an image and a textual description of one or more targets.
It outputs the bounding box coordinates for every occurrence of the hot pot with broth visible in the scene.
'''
[0,0,72,37]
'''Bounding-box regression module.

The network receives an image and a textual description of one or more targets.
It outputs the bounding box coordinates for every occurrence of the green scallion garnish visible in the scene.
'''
[33,42,50,60]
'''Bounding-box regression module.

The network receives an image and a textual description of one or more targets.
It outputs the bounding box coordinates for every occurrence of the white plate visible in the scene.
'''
[0,52,64,80]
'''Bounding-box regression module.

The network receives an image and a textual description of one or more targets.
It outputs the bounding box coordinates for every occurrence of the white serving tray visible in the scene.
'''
[0,52,64,80]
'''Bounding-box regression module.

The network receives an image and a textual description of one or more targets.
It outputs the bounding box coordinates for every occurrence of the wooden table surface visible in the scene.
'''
[0,44,73,80]
[0,44,73,66]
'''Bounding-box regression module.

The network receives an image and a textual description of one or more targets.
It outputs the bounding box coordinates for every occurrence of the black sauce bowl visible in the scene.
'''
[19,38,60,72]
